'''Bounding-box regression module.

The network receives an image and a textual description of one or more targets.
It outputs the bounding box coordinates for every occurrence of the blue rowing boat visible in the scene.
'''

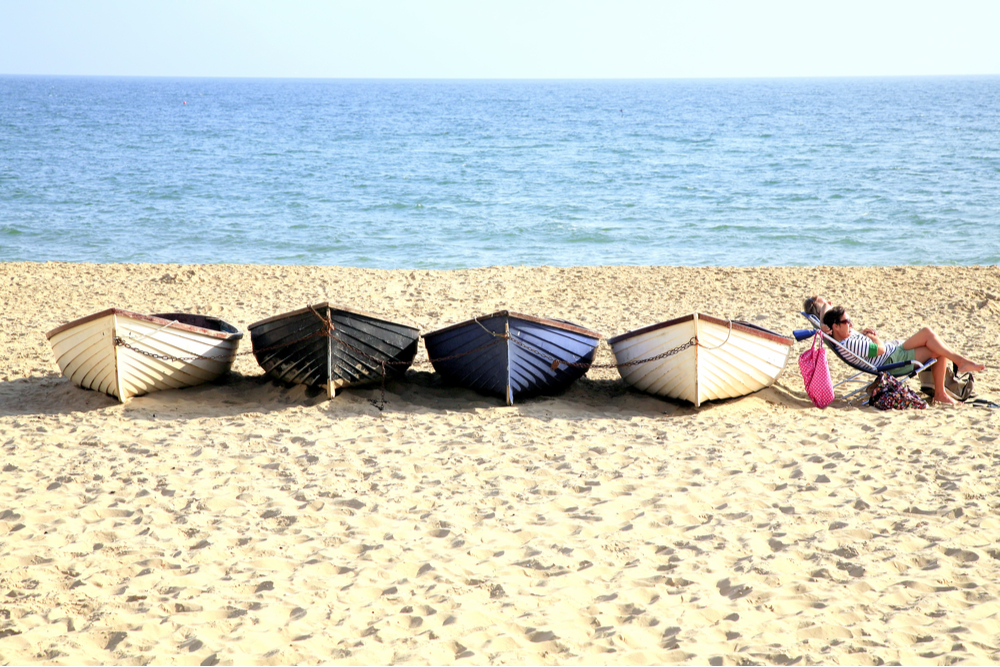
[423,311,602,405]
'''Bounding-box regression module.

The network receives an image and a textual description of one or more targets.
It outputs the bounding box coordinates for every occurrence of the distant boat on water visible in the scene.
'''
[248,303,420,399]
[46,309,243,401]
[423,311,602,405]
[609,313,793,407]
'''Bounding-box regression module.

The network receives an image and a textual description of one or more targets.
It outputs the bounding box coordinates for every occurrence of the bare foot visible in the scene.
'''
[934,393,958,406]
[956,362,985,375]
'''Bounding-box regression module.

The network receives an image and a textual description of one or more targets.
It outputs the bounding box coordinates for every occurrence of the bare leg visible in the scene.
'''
[912,346,957,405]
[903,328,985,375]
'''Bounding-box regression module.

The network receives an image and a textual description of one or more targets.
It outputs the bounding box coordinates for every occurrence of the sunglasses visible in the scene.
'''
[836,318,852,325]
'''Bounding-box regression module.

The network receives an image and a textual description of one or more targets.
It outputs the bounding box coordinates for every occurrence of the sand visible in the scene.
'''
[1,261,999,666]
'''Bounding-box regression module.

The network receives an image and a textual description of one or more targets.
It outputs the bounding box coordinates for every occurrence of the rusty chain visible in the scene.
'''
[113,326,327,363]
[307,311,507,411]
[509,335,697,371]
[115,307,702,411]
[112,336,242,363]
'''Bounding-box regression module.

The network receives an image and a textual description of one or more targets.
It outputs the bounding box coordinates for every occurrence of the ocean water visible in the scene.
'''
[1,75,998,268]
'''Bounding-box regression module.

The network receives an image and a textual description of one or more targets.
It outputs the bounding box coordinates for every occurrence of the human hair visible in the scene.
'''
[803,296,822,318]
[823,306,845,330]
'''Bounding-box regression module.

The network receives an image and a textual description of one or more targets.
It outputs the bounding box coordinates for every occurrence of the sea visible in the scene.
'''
[1,75,998,268]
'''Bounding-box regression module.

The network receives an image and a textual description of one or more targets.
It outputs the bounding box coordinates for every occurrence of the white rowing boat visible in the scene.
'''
[46,309,243,401]
[608,313,793,407]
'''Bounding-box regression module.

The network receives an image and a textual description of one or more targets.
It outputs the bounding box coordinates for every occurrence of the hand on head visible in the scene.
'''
[805,296,834,334]
[803,296,830,320]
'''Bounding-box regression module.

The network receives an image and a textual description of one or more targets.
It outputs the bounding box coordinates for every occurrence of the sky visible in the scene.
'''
[2,0,999,80]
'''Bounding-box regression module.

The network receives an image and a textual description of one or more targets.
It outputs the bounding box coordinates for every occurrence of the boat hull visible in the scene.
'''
[248,303,420,398]
[609,313,792,407]
[46,309,243,402]
[423,311,602,405]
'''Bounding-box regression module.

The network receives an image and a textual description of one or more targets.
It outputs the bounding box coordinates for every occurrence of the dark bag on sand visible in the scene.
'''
[868,372,927,410]
[959,372,978,401]
[919,363,977,402]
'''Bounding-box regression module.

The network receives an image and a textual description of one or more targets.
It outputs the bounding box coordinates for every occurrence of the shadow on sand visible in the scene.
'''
[0,367,815,423]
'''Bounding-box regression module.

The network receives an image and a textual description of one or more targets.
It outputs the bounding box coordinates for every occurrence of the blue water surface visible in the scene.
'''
[1,76,998,267]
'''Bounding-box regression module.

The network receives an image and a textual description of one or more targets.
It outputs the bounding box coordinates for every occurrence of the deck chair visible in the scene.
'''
[793,312,937,403]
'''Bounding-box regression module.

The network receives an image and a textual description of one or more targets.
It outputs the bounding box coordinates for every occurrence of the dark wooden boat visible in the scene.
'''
[423,311,602,405]
[248,303,420,398]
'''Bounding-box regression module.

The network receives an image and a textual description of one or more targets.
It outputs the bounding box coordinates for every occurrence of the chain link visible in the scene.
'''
[115,307,699,410]
[113,329,321,363]
[113,336,241,363]
[509,335,697,371]
[608,337,699,368]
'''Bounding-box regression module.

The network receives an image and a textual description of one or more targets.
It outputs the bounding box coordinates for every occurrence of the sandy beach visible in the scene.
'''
[1,261,999,666]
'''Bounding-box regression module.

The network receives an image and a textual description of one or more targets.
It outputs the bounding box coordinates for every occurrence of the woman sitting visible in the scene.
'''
[821,306,985,405]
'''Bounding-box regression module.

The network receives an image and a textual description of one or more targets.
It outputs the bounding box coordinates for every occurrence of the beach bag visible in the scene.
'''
[918,363,977,402]
[799,332,834,409]
[956,372,977,401]
[868,372,927,410]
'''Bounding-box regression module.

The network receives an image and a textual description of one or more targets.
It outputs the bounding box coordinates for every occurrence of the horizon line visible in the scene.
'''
[3,72,1000,83]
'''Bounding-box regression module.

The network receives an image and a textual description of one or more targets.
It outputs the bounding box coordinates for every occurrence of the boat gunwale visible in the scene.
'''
[47,308,244,342]
[423,310,603,341]
[608,313,792,348]
[248,302,420,334]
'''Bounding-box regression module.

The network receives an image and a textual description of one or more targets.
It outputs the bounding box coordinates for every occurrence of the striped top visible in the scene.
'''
[838,332,904,368]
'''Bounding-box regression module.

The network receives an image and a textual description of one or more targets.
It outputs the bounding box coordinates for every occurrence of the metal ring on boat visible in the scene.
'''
[473,316,509,338]
[697,318,733,350]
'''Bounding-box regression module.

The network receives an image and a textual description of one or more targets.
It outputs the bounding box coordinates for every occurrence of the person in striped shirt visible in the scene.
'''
[822,306,985,405]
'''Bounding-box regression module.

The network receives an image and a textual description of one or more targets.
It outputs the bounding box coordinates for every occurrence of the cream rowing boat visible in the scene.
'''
[46,309,242,401]
[608,313,792,407]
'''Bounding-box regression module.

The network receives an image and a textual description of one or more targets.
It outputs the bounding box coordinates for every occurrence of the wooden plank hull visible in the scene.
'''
[609,313,792,407]
[423,311,602,405]
[248,303,420,399]
[46,309,243,402]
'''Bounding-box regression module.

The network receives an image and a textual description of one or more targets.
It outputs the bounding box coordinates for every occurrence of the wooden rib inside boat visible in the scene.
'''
[609,313,792,407]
